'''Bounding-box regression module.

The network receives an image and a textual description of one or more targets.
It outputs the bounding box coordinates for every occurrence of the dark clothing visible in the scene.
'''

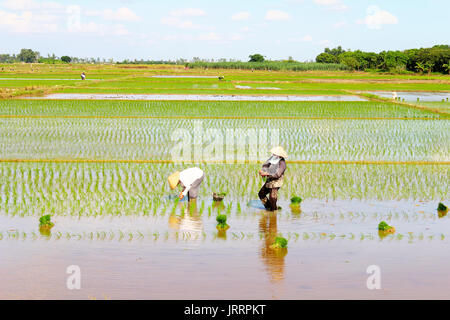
[259,157,286,210]
[261,158,286,188]
[258,185,279,211]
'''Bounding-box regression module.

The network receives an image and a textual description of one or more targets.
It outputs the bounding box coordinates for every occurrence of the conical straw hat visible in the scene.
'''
[270,146,288,158]
[168,171,180,189]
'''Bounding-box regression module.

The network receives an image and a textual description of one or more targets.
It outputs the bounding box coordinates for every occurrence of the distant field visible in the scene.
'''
[1,63,450,98]
[417,101,450,113]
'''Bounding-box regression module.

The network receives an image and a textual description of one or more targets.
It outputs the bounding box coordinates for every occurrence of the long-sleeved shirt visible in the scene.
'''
[262,158,286,180]
[179,167,204,197]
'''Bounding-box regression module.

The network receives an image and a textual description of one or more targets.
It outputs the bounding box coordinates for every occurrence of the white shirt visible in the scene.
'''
[179,167,204,197]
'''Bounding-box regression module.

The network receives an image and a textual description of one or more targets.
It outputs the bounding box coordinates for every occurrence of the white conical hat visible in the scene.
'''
[270,146,288,158]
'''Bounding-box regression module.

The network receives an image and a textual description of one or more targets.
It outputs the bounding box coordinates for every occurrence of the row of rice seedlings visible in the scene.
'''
[0,229,446,243]
[0,117,448,162]
[285,211,445,222]
[0,162,447,217]
[0,100,441,118]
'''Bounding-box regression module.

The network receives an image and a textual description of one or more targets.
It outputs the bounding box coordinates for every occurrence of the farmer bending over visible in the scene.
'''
[168,167,205,201]
[258,146,288,211]
[81,72,86,80]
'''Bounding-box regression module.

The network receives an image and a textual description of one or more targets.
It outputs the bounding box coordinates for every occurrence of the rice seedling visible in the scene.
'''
[0,99,445,119]
[216,214,230,231]
[270,236,288,249]
[213,192,226,202]
[378,221,396,237]
[437,202,448,211]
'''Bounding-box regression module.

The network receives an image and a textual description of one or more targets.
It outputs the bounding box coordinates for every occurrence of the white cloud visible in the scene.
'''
[0,0,65,33]
[314,0,348,11]
[160,7,205,29]
[169,8,206,17]
[101,7,140,22]
[2,0,63,11]
[0,9,58,33]
[231,12,250,20]
[160,16,198,29]
[266,10,291,21]
[0,1,134,36]
[67,21,130,36]
[357,5,398,29]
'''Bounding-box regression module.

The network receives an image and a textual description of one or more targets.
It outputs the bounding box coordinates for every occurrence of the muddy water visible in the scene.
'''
[1,199,449,299]
[364,91,450,101]
[26,93,368,101]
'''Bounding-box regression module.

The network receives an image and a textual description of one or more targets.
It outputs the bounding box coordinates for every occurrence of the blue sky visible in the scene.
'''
[1,0,449,61]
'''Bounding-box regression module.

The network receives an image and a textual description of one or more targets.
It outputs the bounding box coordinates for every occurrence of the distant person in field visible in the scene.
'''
[258,146,288,211]
[81,72,86,80]
[168,167,205,202]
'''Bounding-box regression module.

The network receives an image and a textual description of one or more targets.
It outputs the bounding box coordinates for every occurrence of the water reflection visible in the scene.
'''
[289,203,302,217]
[438,209,448,218]
[168,200,203,241]
[258,211,287,283]
[39,226,52,237]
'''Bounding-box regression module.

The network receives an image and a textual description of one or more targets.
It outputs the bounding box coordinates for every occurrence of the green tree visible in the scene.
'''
[17,49,38,63]
[324,46,345,56]
[339,55,360,70]
[377,51,408,71]
[443,61,450,74]
[248,54,265,62]
[424,61,434,75]
[61,56,71,63]
[316,52,338,64]
[415,61,426,73]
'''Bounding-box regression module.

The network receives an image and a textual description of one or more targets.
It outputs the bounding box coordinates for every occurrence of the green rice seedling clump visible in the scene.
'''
[216,214,229,230]
[378,221,395,233]
[271,237,288,249]
[39,214,54,227]
[290,196,302,204]
[378,221,391,231]
[437,202,448,211]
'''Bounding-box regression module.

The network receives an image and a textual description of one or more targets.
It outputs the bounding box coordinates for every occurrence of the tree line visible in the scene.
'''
[316,45,450,74]
[2,46,450,74]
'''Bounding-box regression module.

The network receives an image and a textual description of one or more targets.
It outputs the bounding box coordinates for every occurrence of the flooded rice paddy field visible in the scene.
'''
[1,99,442,118]
[0,92,449,299]
[0,161,448,299]
[26,93,368,101]
[0,117,448,162]
[364,91,450,101]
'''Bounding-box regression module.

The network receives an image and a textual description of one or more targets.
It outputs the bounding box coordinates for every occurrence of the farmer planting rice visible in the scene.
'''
[80,72,86,80]
[168,167,205,201]
[258,146,288,211]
